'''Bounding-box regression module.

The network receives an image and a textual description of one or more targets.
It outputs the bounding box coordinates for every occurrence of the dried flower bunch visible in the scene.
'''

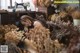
[0,24,18,33]
[66,26,80,53]
[49,11,73,25]
[5,30,24,45]
[0,24,19,44]
[46,19,80,52]
[51,21,80,52]
[50,14,59,22]
[25,21,54,53]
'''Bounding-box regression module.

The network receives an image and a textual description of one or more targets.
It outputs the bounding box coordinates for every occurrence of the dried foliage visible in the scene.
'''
[0,24,25,53]
[0,24,18,44]
[0,24,18,33]
[5,30,24,45]
[49,11,73,24]
[25,24,54,53]
[47,21,80,53]
[50,14,59,22]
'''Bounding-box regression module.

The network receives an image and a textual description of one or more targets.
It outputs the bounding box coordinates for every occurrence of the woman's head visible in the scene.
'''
[20,15,33,27]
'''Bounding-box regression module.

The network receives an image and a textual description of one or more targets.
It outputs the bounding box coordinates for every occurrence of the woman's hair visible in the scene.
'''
[20,15,34,23]
[20,15,34,29]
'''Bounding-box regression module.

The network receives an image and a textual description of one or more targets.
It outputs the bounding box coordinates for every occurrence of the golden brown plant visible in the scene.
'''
[26,21,54,53]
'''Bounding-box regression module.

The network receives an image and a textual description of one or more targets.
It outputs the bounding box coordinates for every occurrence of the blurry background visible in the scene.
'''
[0,0,79,11]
